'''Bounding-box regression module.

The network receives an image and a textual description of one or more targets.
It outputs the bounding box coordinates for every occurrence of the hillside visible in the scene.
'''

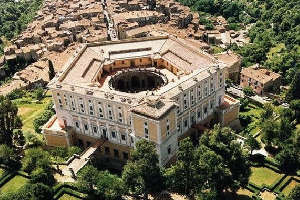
[177,0,300,84]
[0,0,43,55]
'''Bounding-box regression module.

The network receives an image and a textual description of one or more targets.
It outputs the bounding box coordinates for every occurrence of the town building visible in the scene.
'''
[214,50,241,83]
[240,64,281,95]
[43,35,239,166]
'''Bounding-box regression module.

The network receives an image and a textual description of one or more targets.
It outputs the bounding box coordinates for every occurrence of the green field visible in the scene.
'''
[15,96,52,138]
[249,167,284,187]
[0,175,29,193]
[236,188,252,200]
[282,180,299,196]
[59,194,81,200]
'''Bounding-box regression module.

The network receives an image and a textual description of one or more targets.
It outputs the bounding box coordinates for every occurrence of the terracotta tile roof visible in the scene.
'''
[241,65,281,84]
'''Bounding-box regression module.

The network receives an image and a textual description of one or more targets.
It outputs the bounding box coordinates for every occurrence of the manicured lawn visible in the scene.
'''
[260,190,276,200]
[249,167,284,187]
[237,188,252,200]
[282,180,299,196]
[16,96,52,138]
[59,194,81,200]
[0,175,29,193]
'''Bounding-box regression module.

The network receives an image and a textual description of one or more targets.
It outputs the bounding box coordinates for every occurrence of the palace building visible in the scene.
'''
[43,35,239,166]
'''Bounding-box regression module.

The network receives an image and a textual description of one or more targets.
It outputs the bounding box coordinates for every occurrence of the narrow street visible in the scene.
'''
[102,0,119,41]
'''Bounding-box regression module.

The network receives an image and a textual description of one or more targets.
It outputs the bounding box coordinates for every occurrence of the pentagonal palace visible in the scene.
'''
[43,35,239,166]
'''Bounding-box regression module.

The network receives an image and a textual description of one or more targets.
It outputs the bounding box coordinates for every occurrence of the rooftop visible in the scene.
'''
[48,36,224,118]
[241,65,281,84]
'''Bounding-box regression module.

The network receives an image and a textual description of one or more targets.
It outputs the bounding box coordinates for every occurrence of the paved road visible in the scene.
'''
[102,0,119,41]
[226,86,270,104]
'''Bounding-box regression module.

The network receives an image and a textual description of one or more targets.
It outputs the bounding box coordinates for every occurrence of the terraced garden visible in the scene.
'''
[0,175,29,194]
[15,95,52,138]
[249,167,284,187]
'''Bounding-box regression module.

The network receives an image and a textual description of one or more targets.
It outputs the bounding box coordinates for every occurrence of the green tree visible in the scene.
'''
[165,138,200,197]
[239,113,252,127]
[290,100,300,123]
[33,109,54,133]
[22,148,51,173]
[31,167,55,186]
[275,143,299,173]
[0,96,22,146]
[122,139,164,199]
[261,119,278,146]
[77,165,99,192]
[260,103,274,121]
[239,98,249,112]
[196,146,232,195]
[243,86,255,96]
[34,88,44,101]
[12,129,25,147]
[245,135,261,155]
[96,171,125,200]
[286,69,300,101]
[199,124,251,195]
[30,183,54,200]
[48,60,55,80]
[0,144,16,166]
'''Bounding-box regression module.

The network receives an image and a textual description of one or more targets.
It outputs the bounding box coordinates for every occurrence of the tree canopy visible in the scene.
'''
[122,139,164,199]
[166,125,250,198]
[0,96,22,146]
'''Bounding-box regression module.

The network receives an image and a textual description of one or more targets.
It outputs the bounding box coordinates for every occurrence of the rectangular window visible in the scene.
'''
[118,107,123,123]
[197,85,202,101]
[105,147,110,155]
[211,82,215,92]
[123,152,128,160]
[64,95,68,106]
[167,145,171,155]
[183,93,188,109]
[79,98,85,113]
[176,99,180,114]
[144,122,149,139]
[57,94,63,108]
[204,86,208,97]
[121,134,126,141]
[184,119,188,128]
[191,89,195,106]
[93,126,98,134]
[107,105,113,120]
[197,110,201,119]
[98,103,104,118]
[84,124,88,131]
[114,149,119,158]
[210,99,215,109]
[204,107,208,114]
[102,128,107,138]
[111,131,116,139]
[75,121,80,128]
[70,96,76,111]
[89,104,94,116]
